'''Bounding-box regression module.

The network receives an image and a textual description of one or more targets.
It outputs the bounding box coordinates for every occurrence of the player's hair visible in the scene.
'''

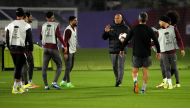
[16,8,24,17]
[69,16,76,22]
[25,11,31,18]
[139,12,148,23]
[159,15,171,24]
[166,10,180,25]
[46,11,54,18]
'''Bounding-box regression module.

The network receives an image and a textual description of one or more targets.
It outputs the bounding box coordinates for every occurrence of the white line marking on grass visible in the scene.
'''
[0,81,7,83]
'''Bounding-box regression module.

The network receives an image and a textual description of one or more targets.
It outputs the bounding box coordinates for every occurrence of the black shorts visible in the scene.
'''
[132,56,152,68]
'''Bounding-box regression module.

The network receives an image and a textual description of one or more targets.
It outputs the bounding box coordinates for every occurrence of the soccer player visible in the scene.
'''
[59,16,78,88]
[122,12,160,93]
[102,13,130,87]
[5,8,33,94]
[157,15,185,89]
[22,11,39,88]
[156,11,185,88]
[40,11,67,90]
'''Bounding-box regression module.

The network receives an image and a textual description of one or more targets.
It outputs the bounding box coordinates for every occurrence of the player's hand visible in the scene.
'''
[156,53,160,60]
[180,50,185,57]
[64,47,67,54]
[105,25,111,32]
[119,51,125,57]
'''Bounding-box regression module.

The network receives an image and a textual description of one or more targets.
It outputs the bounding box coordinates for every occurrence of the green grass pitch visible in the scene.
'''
[0,48,190,108]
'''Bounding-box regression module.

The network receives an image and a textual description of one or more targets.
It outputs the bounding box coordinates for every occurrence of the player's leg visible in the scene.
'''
[171,54,180,87]
[60,53,74,88]
[141,56,151,93]
[156,58,167,88]
[42,48,51,90]
[21,63,28,85]
[27,52,34,83]
[67,53,75,87]
[132,56,142,93]
[51,49,62,89]
[12,53,26,94]
[161,54,173,89]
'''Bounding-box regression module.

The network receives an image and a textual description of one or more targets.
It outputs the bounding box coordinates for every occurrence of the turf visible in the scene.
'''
[0,70,190,108]
[0,48,190,107]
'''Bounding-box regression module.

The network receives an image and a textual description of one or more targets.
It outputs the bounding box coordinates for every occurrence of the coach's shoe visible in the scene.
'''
[173,84,181,88]
[52,83,61,90]
[134,81,139,94]
[60,81,67,87]
[44,86,50,90]
[115,80,121,87]
[156,82,165,88]
[168,84,173,89]
[67,82,75,88]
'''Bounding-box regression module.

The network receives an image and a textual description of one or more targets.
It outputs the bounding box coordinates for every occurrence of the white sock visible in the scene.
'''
[163,78,167,83]
[28,80,32,84]
[52,82,56,84]
[13,81,18,89]
[142,82,147,91]
[167,79,172,86]
[62,80,66,83]
[133,77,137,82]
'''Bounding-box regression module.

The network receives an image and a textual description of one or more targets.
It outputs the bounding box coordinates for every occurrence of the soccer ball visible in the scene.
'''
[119,33,127,42]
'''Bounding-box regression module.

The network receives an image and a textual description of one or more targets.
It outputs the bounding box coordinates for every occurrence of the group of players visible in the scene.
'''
[5,8,77,94]
[5,8,185,94]
[103,11,185,94]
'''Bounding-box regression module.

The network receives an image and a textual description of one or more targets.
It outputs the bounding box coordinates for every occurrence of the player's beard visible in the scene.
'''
[28,20,32,23]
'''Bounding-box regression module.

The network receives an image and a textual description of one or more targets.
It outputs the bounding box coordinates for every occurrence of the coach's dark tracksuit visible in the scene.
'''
[102,22,130,85]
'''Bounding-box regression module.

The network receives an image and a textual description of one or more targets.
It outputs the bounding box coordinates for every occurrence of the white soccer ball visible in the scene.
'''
[119,33,127,41]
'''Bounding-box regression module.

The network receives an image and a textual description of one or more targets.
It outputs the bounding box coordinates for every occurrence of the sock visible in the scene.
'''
[62,80,66,83]
[142,82,147,91]
[13,81,18,89]
[133,77,137,82]
[52,82,57,85]
[133,73,138,82]
[167,79,172,86]
[28,80,32,84]
[19,81,23,87]
[163,78,167,83]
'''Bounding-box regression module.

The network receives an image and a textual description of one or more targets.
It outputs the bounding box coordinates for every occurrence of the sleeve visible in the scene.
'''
[56,25,67,47]
[64,29,72,46]
[123,29,133,45]
[174,26,184,50]
[25,28,33,51]
[102,31,110,40]
[150,29,160,53]
[5,30,10,49]
[40,27,42,41]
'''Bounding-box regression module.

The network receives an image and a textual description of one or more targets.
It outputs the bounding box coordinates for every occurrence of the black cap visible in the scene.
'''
[16,8,24,17]
[159,15,171,24]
